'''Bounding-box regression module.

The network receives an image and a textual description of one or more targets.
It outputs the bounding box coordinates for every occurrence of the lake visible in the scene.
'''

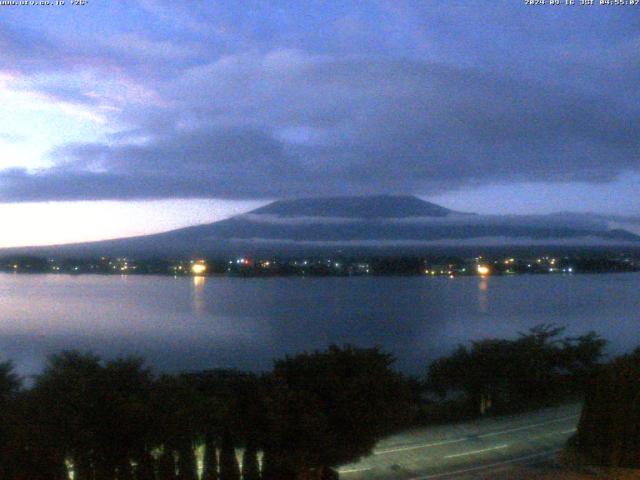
[1,272,639,377]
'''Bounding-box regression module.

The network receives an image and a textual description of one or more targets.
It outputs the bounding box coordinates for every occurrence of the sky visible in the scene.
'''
[0,0,639,247]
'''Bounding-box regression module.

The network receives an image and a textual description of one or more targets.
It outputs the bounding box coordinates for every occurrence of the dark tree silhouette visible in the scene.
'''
[134,449,156,480]
[241,440,260,480]
[23,351,155,480]
[574,348,640,468]
[29,351,105,480]
[202,433,218,480]
[219,430,241,480]
[156,449,176,480]
[0,360,21,480]
[263,345,415,479]
[151,375,204,480]
[427,324,606,415]
[100,357,155,479]
[0,344,465,480]
[560,331,607,392]
[176,442,197,480]
[183,369,266,480]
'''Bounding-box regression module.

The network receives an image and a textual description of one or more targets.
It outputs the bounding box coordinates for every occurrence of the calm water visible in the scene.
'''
[1,272,639,376]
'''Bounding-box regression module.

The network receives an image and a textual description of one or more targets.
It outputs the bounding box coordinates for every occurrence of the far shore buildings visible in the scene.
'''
[0,253,637,277]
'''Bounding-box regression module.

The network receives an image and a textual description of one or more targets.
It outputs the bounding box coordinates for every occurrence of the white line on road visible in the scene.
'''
[373,415,578,455]
[375,437,467,455]
[339,466,373,474]
[478,415,578,438]
[409,449,559,480]
[444,444,509,459]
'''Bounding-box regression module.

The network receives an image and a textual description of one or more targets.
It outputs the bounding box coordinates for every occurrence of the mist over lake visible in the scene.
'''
[2,272,639,377]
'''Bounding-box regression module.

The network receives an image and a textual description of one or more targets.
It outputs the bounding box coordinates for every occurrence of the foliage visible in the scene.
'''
[426,324,606,415]
[0,360,21,480]
[0,345,416,479]
[574,348,640,468]
[25,351,155,480]
[241,441,260,480]
[0,330,606,479]
[219,430,241,480]
[263,345,416,478]
[202,433,219,480]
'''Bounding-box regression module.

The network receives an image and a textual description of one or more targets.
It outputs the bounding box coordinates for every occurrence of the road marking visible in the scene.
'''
[444,444,509,459]
[373,414,578,455]
[375,437,467,455]
[529,428,577,440]
[339,466,373,474]
[409,449,559,479]
[478,415,578,438]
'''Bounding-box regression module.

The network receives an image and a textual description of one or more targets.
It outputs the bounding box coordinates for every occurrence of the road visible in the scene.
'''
[337,403,581,479]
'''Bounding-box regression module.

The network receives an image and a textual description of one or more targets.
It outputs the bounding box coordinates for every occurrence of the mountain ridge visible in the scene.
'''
[250,195,460,218]
[1,195,640,257]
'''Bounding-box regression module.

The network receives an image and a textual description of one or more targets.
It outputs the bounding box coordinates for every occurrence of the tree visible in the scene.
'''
[0,360,21,480]
[182,369,266,480]
[176,442,197,480]
[560,331,607,391]
[263,345,415,479]
[156,448,176,480]
[241,440,260,480]
[24,351,155,480]
[29,351,105,479]
[99,357,155,479]
[151,375,202,480]
[0,360,20,399]
[426,325,606,415]
[219,430,240,480]
[202,433,218,480]
[574,348,640,468]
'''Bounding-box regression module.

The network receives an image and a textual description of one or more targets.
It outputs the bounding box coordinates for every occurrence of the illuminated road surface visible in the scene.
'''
[338,403,581,479]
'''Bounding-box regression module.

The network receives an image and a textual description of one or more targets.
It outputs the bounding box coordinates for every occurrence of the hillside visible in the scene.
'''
[2,196,640,258]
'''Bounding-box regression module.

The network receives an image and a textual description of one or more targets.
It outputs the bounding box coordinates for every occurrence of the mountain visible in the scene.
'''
[251,195,454,218]
[4,195,640,258]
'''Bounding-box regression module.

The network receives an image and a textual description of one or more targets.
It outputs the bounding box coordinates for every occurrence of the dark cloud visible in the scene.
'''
[0,1,639,202]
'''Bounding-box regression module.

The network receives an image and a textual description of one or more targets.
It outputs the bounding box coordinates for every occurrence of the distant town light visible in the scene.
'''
[477,265,490,276]
[191,262,207,275]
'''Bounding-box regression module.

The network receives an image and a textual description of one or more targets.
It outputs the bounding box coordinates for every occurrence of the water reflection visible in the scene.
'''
[0,273,639,376]
[478,277,489,313]
[191,275,207,315]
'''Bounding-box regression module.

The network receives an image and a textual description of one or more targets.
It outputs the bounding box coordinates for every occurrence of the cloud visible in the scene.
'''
[239,213,362,226]
[226,236,640,248]
[0,2,639,202]
[0,133,26,143]
[237,212,610,232]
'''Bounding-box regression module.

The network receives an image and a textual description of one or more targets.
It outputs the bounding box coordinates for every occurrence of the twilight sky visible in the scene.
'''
[0,0,639,247]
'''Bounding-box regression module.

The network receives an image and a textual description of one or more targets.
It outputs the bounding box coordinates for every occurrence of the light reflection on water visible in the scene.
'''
[0,272,639,376]
[191,275,207,315]
[478,277,489,313]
